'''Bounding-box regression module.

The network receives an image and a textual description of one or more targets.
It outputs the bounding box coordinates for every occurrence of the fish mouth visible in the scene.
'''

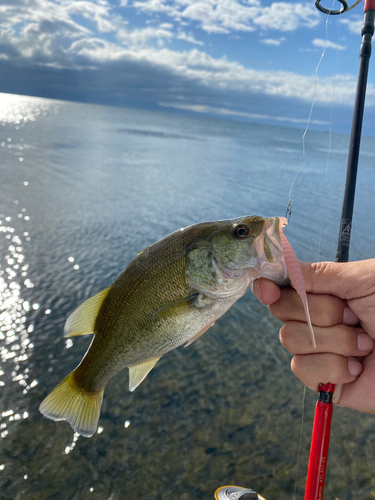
[250,216,288,285]
[263,217,288,257]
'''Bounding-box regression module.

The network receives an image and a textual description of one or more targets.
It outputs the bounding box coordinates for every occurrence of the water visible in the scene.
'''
[1,93,375,499]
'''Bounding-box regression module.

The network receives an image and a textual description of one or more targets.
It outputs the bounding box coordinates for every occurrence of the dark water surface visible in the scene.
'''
[1,93,375,499]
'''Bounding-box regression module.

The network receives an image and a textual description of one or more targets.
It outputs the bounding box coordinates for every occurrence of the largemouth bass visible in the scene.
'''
[40,215,298,437]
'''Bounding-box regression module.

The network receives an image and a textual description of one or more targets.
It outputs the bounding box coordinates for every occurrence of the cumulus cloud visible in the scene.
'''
[132,0,320,34]
[177,31,204,46]
[260,37,286,46]
[253,2,319,31]
[117,25,174,46]
[65,1,117,34]
[312,38,346,50]
[341,17,362,35]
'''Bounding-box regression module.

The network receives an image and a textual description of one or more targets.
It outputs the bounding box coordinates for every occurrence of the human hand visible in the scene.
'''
[252,260,375,414]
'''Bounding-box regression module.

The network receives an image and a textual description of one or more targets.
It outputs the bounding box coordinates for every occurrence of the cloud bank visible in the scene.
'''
[0,0,372,130]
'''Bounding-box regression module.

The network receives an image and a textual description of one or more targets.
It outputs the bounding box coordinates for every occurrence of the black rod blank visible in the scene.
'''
[336,7,375,262]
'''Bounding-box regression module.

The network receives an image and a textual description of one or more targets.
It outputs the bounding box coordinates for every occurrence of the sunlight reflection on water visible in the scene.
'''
[0,93,60,125]
[0,95,52,454]
[0,214,36,445]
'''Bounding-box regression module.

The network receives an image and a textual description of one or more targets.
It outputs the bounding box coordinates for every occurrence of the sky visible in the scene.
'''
[1,0,375,133]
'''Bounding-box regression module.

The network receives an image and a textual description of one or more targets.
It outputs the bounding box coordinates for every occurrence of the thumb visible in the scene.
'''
[252,278,281,305]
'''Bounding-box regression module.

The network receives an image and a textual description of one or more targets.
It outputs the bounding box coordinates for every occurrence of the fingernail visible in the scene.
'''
[348,358,362,377]
[357,333,374,352]
[252,280,260,300]
[343,307,359,325]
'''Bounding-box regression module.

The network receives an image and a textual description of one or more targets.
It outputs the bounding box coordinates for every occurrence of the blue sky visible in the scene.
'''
[0,0,374,133]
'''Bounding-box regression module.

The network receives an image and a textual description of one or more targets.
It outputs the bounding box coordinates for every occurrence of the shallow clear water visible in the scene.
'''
[1,93,375,499]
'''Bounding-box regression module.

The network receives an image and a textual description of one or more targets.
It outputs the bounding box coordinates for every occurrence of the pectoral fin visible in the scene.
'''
[129,358,160,392]
[153,293,200,318]
[64,288,110,338]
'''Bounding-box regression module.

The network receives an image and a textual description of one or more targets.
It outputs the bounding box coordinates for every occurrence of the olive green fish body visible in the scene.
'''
[40,215,288,437]
[74,220,248,391]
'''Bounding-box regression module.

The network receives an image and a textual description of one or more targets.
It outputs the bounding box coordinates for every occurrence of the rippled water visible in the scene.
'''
[1,93,375,499]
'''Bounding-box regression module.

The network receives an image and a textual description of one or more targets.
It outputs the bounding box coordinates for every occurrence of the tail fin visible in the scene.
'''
[39,372,104,438]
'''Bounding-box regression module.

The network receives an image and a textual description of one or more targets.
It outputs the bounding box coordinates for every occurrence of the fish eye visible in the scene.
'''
[233,224,250,239]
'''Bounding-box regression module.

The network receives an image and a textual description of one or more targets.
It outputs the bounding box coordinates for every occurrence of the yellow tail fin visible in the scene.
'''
[39,372,104,438]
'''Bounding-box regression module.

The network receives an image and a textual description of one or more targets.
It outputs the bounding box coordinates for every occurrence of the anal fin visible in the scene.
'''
[129,357,160,392]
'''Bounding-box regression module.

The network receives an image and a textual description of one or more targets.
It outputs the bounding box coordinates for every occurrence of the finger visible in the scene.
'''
[280,322,374,356]
[291,353,363,392]
[252,278,281,305]
[347,294,375,338]
[269,287,358,327]
[296,260,375,300]
[335,350,375,413]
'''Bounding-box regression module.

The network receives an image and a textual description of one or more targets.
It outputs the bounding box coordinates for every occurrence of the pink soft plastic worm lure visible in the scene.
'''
[278,218,316,349]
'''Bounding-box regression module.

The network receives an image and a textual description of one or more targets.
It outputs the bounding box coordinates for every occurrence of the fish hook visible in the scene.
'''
[285,200,292,226]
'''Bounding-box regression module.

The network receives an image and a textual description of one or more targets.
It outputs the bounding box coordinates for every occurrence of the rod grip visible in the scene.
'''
[304,387,334,500]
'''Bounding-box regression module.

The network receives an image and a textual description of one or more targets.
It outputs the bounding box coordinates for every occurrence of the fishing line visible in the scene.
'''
[286,0,337,219]
[289,2,338,496]
[317,14,343,261]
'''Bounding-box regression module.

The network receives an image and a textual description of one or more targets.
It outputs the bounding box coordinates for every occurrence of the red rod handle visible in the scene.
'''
[364,0,375,12]
[304,383,334,500]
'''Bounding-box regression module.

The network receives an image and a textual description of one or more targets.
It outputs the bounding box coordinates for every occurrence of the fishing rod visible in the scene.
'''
[215,0,374,498]
[304,0,375,499]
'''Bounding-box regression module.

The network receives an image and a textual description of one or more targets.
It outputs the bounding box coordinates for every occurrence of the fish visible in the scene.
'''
[39,215,310,438]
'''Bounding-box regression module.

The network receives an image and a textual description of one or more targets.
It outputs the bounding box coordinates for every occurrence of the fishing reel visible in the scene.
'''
[214,485,266,500]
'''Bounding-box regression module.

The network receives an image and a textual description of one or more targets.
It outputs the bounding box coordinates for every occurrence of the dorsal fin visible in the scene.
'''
[128,358,160,392]
[64,288,110,338]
